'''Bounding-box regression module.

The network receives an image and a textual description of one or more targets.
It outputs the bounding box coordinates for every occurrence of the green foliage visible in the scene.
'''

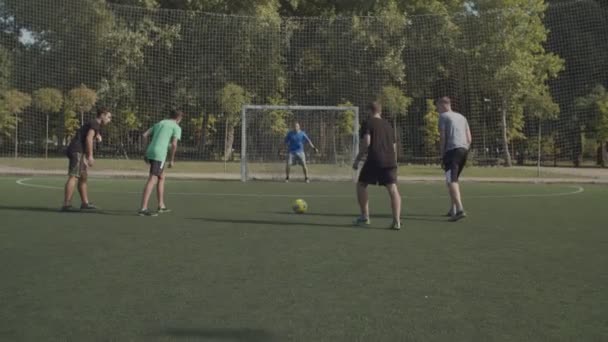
[217,83,251,125]
[2,89,32,115]
[189,113,217,145]
[379,86,412,118]
[0,47,12,91]
[524,92,560,120]
[33,88,64,114]
[422,99,440,155]
[64,110,81,140]
[337,101,355,135]
[0,104,17,137]
[262,95,290,137]
[121,109,141,131]
[576,85,608,141]
[66,84,97,114]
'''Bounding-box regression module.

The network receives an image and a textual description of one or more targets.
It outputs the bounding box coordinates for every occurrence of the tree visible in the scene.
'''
[458,0,564,166]
[2,89,32,157]
[66,84,97,125]
[576,85,608,167]
[379,85,412,160]
[422,99,440,158]
[33,88,64,158]
[524,92,560,169]
[217,83,251,161]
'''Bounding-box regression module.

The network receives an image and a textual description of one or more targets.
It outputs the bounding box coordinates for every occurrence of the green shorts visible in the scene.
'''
[67,152,87,178]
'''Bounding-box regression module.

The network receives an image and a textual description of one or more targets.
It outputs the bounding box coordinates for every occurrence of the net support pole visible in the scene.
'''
[240,106,247,182]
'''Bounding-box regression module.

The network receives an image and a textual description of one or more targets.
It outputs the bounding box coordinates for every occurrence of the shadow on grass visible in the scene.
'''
[0,205,135,216]
[272,211,447,222]
[157,328,277,341]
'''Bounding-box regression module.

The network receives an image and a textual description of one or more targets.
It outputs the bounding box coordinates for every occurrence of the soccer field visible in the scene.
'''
[0,177,607,341]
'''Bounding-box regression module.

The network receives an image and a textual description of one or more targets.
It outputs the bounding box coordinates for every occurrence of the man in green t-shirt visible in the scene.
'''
[138,109,184,216]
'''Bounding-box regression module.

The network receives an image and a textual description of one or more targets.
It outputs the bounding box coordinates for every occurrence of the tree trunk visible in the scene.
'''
[14,113,18,159]
[537,120,541,177]
[573,128,583,167]
[501,103,512,166]
[600,141,607,168]
[45,114,49,159]
[224,122,234,161]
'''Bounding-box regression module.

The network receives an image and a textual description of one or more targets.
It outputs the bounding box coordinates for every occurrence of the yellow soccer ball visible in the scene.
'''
[292,199,308,214]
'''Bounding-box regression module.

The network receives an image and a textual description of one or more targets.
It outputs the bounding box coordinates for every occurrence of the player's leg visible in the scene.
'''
[139,160,160,216]
[443,150,457,216]
[353,163,374,226]
[447,149,467,221]
[156,166,170,213]
[382,168,401,230]
[62,152,80,209]
[63,176,78,209]
[285,153,293,182]
[77,155,97,210]
[298,152,310,182]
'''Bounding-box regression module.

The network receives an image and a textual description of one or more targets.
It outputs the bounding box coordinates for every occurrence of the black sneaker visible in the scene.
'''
[449,211,467,222]
[80,203,98,210]
[138,209,158,217]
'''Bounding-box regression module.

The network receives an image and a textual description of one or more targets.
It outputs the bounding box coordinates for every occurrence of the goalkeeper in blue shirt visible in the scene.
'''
[284,122,318,183]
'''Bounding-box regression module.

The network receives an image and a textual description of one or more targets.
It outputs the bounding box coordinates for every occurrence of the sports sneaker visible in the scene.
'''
[390,221,401,230]
[80,203,98,210]
[60,205,74,212]
[157,207,172,214]
[353,216,371,226]
[285,178,289,183]
[138,209,158,217]
[449,211,467,222]
[305,178,310,183]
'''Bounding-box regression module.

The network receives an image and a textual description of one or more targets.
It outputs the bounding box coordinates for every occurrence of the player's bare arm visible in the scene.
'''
[86,129,96,167]
[352,134,371,170]
[440,127,446,158]
[305,136,319,152]
[169,137,178,168]
[466,123,472,147]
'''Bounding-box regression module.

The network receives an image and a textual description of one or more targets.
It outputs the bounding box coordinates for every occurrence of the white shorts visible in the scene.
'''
[287,151,306,166]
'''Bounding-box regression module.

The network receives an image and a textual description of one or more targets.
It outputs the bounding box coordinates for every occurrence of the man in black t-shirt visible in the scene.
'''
[352,102,402,230]
[61,107,112,211]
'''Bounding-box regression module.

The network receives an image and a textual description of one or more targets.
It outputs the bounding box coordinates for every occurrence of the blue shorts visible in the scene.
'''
[287,151,306,166]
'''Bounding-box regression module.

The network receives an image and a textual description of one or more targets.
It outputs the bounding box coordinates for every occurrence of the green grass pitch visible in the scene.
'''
[0,177,607,341]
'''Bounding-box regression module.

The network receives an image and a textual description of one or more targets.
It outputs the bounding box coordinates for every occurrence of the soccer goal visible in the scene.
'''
[241,105,360,182]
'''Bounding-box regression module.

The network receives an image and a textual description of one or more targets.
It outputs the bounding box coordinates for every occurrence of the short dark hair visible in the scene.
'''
[435,96,451,106]
[96,107,110,117]
[368,101,382,113]
[170,109,184,119]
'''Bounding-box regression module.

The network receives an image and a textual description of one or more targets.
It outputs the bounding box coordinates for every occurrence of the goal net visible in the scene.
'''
[241,105,359,182]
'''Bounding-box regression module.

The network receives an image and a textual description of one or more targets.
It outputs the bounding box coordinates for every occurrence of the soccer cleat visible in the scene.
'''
[449,211,467,222]
[353,216,371,226]
[390,221,402,230]
[60,205,74,212]
[157,207,172,214]
[138,209,158,217]
[80,203,98,210]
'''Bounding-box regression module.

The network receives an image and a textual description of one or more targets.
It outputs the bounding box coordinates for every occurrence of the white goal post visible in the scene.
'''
[241,105,360,182]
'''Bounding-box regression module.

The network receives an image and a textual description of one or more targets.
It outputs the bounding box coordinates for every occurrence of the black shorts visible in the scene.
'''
[66,151,87,178]
[358,163,397,186]
[443,148,468,183]
[146,158,165,177]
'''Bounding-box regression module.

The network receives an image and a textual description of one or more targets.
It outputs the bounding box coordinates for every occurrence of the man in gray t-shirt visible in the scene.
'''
[436,96,472,222]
